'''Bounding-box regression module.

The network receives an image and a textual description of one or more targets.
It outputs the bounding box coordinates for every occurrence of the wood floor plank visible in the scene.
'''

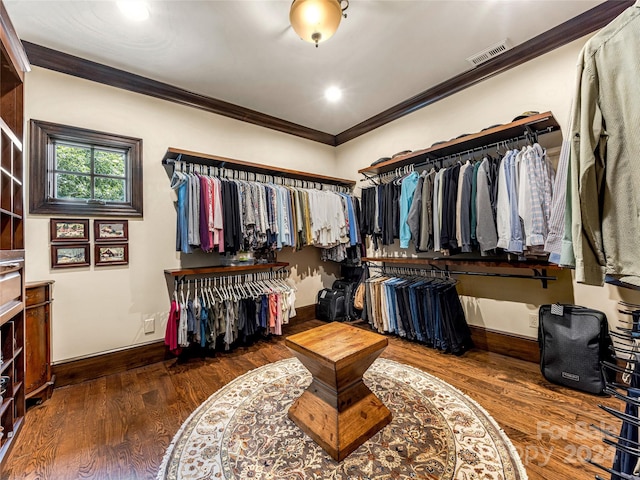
[1,318,624,479]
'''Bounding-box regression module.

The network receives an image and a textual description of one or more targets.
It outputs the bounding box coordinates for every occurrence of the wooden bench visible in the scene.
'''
[285,322,392,461]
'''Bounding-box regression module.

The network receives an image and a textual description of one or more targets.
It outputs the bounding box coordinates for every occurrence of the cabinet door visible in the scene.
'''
[25,306,49,394]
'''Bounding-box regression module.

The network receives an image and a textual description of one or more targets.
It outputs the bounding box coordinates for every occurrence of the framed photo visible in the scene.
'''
[94,220,128,242]
[51,244,90,268]
[50,219,89,243]
[95,244,129,266]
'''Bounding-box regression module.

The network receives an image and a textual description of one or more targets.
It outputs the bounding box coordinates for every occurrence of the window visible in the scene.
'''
[29,120,143,217]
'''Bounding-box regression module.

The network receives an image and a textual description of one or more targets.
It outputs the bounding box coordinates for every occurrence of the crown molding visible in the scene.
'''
[334,0,634,145]
[22,41,336,146]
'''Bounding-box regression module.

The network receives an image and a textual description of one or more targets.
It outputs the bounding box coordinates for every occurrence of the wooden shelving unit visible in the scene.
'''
[359,111,560,176]
[162,147,355,188]
[164,262,289,279]
[0,1,30,466]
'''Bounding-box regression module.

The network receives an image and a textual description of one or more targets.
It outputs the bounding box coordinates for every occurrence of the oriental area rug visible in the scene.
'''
[157,358,527,480]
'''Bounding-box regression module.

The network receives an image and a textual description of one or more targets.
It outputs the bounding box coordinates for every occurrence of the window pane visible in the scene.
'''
[95,177,126,202]
[95,149,126,177]
[55,144,91,173]
[56,173,91,199]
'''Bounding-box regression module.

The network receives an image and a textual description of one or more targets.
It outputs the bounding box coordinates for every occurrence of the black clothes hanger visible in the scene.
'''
[602,360,640,377]
[599,404,640,427]
[608,382,640,394]
[603,437,640,457]
[591,423,640,448]
[610,344,640,357]
[587,459,640,480]
[604,386,640,407]
[611,331,637,341]
[620,300,640,308]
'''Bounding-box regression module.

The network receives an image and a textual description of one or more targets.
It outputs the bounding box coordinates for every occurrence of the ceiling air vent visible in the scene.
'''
[466,39,511,67]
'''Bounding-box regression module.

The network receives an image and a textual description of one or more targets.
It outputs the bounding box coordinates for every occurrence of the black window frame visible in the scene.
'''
[29,119,143,217]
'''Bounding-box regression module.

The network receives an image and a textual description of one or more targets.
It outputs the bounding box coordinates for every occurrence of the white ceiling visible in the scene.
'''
[6,0,603,135]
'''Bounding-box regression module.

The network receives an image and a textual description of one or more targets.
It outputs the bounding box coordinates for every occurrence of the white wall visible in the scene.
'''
[335,35,640,338]
[24,67,340,363]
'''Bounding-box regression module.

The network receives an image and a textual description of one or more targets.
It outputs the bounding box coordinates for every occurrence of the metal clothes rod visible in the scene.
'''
[365,260,556,288]
[369,265,558,280]
[367,264,451,279]
[174,267,290,285]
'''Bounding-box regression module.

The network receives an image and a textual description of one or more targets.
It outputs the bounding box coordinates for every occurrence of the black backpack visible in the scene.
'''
[332,280,356,321]
[538,304,614,395]
[316,288,347,322]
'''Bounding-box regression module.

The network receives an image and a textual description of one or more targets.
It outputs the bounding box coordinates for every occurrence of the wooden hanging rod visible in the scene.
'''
[164,262,290,278]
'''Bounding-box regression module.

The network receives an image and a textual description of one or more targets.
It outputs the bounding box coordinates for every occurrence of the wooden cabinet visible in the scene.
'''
[25,281,54,402]
[0,0,30,467]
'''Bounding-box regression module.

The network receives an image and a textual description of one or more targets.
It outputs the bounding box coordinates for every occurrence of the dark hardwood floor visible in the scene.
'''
[3,319,622,479]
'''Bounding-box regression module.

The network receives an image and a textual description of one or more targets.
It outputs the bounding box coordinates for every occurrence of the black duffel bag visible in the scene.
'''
[538,304,614,395]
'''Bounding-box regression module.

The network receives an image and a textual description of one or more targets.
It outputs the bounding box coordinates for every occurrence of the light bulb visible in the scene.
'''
[117,1,150,22]
[325,86,343,102]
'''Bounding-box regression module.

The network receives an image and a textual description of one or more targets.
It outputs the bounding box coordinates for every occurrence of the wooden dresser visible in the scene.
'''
[25,281,54,402]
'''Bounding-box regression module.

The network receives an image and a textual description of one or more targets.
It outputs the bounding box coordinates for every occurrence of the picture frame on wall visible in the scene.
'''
[50,218,89,243]
[95,243,129,266]
[94,220,128,242]
[51,244,91,268]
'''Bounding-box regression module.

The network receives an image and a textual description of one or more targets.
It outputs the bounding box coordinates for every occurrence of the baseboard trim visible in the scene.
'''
[293,304,316,322]
[469,325,539,363]
[53,340,171,387]
[53,309,538,387]
[53,304,319,387]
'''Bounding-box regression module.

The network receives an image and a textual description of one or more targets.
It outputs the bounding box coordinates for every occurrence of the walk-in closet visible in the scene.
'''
[0,1,638,479]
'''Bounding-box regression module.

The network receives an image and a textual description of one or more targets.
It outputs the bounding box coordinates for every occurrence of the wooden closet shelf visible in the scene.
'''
[0,117,22,152]
[0,397,11,419]
[0,209,21,220]
[359,111,560,175]
[0,358,11,375]
[12,381,22,398]
[164,262,290,277]
[162,147,355,188]
[362,256,563,271]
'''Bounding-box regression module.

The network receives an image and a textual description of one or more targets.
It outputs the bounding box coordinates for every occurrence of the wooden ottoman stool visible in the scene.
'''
[285,322,392,461]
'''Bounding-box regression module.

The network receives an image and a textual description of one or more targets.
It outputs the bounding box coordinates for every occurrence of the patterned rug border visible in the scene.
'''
[157,357,528,479]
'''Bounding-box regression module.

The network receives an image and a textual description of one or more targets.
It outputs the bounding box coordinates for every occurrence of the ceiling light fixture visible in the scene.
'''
[117,0,150,22]
[289,0,349,48]
[325,86,342,102]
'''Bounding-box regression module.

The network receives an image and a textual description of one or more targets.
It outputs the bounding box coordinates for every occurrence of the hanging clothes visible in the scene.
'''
[363,267,473,355]
[476,156,499,255]
[359,142,554,259]
[164,273,297,355]
[565,2,640,286]
[418,169,436,252]
[171,166,359,256]
[399,171,419,248]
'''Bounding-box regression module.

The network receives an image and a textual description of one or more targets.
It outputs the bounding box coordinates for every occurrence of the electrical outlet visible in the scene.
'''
[528,313,539,329]
[144,317,155,334]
